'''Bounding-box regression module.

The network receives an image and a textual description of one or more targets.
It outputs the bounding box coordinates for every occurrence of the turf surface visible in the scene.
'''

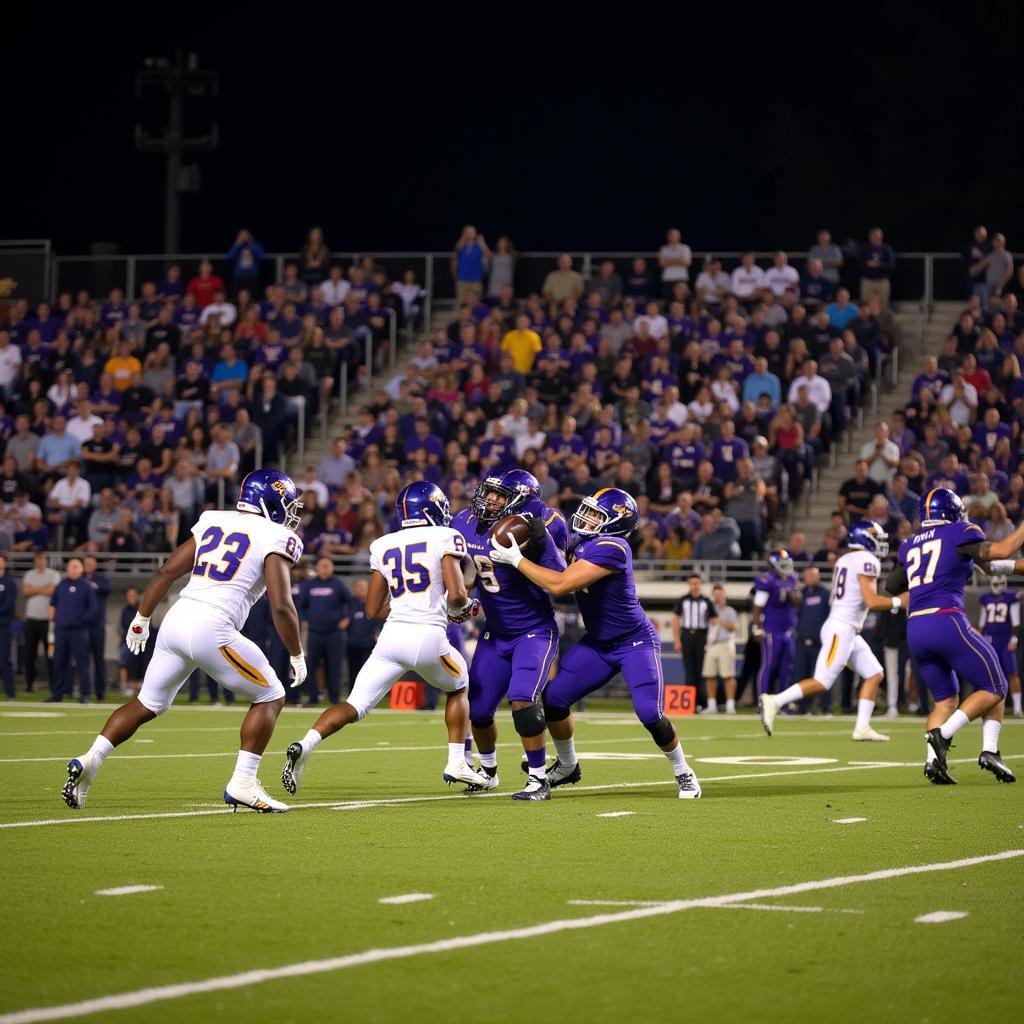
[1,702,1022,1024]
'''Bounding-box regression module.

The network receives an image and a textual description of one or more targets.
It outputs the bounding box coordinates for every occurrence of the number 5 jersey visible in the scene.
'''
[181,509,304,630]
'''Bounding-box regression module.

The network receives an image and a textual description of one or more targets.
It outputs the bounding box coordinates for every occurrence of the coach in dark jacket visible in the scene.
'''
[298,557,353,706]
[82,555,111,701]
[0,555,17,699]
[794,566,831,713]
[48,558,97,703]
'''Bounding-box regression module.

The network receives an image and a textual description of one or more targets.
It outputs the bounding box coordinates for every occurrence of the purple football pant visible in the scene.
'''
[446,623,466,657]
[468,626,558,721]
[757,629,795,695]
[908,611,1008,702]
[544,624,664,726]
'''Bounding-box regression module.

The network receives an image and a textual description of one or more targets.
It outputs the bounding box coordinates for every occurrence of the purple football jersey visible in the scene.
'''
[523,498,569,552]
[452,508,564,638]
[753,572,799,633]
[898,520,985,615]
[978,590,1018,641]
[571,534,650,643]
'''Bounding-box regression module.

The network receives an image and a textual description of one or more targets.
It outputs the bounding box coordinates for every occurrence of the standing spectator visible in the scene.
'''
[673,575,716,709]
[205,424,241,502]
[542,254,585,304]
[658,227,692,301]
[859,422,901,484]
[725,457,766,558]
[701,584,738,714]
[808,229,844,285]
[81,555,110,701]
[186,259,225,308]
[298,556,353,706]
[964,225,992,304]
[452,225,490,306]
[227,228,265,293]
[793,565,832,714]
[985,233,1014,301]
[486,235,517,299]
[0,330,22,399]
[22,549,59,694]
[346,578,379,686]
[501,314,543,374]
[859,227,895,307]
[249,375,289,464]
[0,555,16,699]
[588,260,623,307]
[299,226,331,287]
[47,556,96,703]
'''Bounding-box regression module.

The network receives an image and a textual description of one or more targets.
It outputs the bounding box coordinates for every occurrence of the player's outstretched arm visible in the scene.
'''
[858,573,904,613]
[266,554,302,657]
[961,518,1024,564]
[126,538,198,655]
[489,535,612,596]
[441,553,469,613]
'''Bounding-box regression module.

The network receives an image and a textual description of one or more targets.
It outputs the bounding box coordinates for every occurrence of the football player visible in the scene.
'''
[63,470,307,813]
[751,549,802,699]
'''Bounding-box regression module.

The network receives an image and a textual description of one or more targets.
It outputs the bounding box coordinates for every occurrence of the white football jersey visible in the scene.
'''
[369,525,467,630]
[178,509,303,630]
[828,549,881,631]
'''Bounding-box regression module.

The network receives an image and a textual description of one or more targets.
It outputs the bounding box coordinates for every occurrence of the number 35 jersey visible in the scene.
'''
[898,520,985,615]
[828,549,881,631]
[180,510,303,630]
[450,509,565,638]
[369,525,467,631]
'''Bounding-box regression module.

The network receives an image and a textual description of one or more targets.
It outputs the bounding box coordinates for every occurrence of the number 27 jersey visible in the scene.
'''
[369,525,466,630]
[898,520,984,615]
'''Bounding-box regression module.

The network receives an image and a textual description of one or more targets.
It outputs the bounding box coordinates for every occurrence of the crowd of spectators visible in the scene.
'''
[823,224,1022,566]
[0,226,420,554]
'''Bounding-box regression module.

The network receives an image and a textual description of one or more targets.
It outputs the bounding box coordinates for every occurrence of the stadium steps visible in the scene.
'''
[793,301,963,544]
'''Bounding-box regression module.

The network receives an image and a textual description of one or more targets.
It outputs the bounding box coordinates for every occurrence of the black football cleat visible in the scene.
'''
[924,761,957,785]
[925,728,952,773]
[520,757,582,787]
[978,750,1016,783]
[512,774,551,801]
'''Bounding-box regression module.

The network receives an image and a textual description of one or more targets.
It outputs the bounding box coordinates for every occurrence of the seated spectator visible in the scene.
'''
[187,259,225,308]
[730,253,765,303]
[724,457,766,558]
[825,288,859,330]
[887,473,919,524]
[104,340,142,391]
[742,356,781,408]
[46,462,91,546]
[837,459,884,520]
[938,369,978,425]
[249,374,289,462]
[787,359,832,417]
[764,251,800,298]
[859,422,901,484]
[926,453,970,494]
[36,415,81,480]
[693,509,741,560]
[84,487,121,552]
[13,510,50,550]
[801,258,835,307]
[542,254,584,304]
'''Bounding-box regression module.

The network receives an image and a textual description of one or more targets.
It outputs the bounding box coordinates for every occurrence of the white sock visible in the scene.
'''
[940,709,970,740]
[553,736,577,767]
[87,735,114,766]
[665,742,688,775]
[982,718,1001,753]
[447,742,464,766]
[231,750,261,784]
[1013,692,1022,714]
[775,683,804,708]
[855,698,875,731]
[705,698,718,711]
[478,749,497,770]
[726,698,736,713]
[302,728,323,753]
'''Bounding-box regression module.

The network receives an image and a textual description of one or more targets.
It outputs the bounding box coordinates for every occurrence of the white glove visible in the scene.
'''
[890,597,902,614]
[489,533,524,568]
[289,654,308,689]
[125,613,151,655]
[982,559,1015,575]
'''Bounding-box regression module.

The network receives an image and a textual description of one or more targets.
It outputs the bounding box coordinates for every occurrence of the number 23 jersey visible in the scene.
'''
[898,520,985,615]
[369,525,466,630]
[180,509,303,630]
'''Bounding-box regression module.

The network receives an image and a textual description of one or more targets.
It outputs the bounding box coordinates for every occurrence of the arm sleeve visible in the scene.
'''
[884,565,909,595]
[1013,601,1021,629]
[985,559,1016,574]
[753,590,770,608]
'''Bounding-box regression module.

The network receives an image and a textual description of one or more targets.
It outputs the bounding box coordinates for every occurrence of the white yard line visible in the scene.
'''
[94,885,163,897]
[0,850,1018,1024]
[378,893,433,905]
[834,817,868,824]
[915,911,969,924]
[596,811,635,818]
[4,755,1020,831]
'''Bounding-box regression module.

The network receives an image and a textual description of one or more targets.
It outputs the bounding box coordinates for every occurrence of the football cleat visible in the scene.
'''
[758,693,778,736]
[926,728,952,774]
[884,707,900,719]
[924,761,957,785]
[224,778,288,812]
[281,741,309,796]
[978,750,1016,783]
[852,725,890,741]
[677,770,702,799]
[520,757,582,787]
[62,755,98,810]
[512,774,551,801]
[443,760,488,788]
[465,770,499,792]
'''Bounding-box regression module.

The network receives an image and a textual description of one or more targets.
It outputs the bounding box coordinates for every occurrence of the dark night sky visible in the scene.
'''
[5,4,1023,257]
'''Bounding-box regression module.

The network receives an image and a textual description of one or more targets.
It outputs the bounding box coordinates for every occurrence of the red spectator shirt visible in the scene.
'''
[186,274,226,308]
[965,368,992,394]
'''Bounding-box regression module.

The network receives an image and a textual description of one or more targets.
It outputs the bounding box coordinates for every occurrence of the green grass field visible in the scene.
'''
[1,702,1022,1024]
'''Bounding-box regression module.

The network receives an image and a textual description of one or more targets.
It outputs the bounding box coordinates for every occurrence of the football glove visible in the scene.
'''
[289,654,308,689]
[525,513,548,560]
[125,613,151,655]
[447,598,481,624]
[489,532,524,568]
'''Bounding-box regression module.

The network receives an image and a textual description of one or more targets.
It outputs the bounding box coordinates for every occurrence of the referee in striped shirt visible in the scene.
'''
[672,575,716,710]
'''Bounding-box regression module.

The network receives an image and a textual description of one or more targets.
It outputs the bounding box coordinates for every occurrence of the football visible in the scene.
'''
[492,513,531,549]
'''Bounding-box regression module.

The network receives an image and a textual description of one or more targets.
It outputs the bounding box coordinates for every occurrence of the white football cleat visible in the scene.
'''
[224,778,289,812]
[852,725,890,742]
[759,693,778,736]
[281,741,310,796]
[443,760,488,788]
[677,770,702,799]
[467,770,499,792]
[884,707,900,719]
[62,754,99,809]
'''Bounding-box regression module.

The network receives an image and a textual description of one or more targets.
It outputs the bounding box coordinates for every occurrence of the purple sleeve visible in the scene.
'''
[579,537,629,571]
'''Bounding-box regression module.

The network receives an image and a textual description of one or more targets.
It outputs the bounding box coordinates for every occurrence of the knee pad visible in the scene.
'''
[512,702,546,738]
[542,700,571,723]
[470,715,495,731]
[643,715,676,746]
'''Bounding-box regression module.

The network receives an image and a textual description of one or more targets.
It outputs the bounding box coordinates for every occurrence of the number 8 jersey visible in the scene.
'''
[898,520,985,614]
[179,509,303,630]
[369,525,467,630]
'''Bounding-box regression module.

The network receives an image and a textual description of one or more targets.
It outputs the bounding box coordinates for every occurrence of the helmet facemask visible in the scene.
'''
[572,497,610,537]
